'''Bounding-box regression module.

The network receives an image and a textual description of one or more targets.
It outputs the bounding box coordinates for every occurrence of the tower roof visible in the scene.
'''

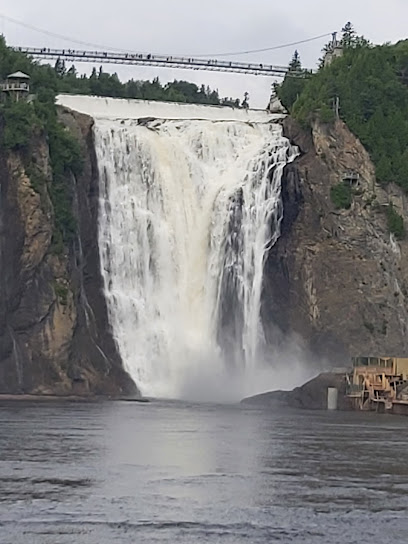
[7,71,30,79]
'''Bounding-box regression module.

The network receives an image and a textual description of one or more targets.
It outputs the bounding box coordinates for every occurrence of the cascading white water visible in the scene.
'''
[58,96,298,399]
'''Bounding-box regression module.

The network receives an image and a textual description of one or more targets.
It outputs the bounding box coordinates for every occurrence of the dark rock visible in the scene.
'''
[282,117,314,154]
[59,109,137,396]
[0,110,137,397]
[137,117,156,126]
[241,372,352,410]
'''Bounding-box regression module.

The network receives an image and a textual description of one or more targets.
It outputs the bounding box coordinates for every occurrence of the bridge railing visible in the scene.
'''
[1,82,30,91]
[12,46,309,77]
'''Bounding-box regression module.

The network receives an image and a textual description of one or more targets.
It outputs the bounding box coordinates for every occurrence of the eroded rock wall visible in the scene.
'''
[0,111,136,396]
[262,118,408,363]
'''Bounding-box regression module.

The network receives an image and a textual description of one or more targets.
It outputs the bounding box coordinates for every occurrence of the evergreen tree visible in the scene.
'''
[289,50,302,72]
[341,21,370,48]
[66,65,77,77]
[54,58,66,78]
[341,22,356,48]
[276,50,307,111]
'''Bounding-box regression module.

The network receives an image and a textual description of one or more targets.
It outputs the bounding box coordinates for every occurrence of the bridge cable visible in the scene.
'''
[192,33,334,57]
[1,13,333,60]
[0,14,131,53]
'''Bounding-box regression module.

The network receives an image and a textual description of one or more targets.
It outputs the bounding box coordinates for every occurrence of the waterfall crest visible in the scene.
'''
[90,107,298,399]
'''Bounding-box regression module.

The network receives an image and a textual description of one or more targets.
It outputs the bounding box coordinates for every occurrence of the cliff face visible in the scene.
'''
[0,111,136,396]
[262,118,408,363]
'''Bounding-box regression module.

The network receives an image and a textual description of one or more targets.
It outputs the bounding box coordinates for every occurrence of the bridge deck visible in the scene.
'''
[12,47,304,77]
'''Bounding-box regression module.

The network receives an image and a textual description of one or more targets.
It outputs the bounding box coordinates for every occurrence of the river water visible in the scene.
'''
[0,401,407,543]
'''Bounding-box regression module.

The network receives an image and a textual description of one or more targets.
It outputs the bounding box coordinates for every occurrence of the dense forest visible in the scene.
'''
[56,62,241,107]
[277,23,408,195]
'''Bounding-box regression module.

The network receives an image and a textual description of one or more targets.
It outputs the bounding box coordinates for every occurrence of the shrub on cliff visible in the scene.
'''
[330,183,352,209]
[1,100,39,150]
[386,203,405,239]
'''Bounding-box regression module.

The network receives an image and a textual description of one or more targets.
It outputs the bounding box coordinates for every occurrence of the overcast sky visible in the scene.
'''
[1,0,408,107]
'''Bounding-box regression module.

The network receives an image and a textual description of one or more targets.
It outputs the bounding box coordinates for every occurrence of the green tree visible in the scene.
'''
[341,22,357,48]
[276,50,308,112]
[330,183,352,209]
[54,58,66,78]
[341,21,370,48]
[289,50,302,72]
[386,203,405,239]
[2,101,40,150]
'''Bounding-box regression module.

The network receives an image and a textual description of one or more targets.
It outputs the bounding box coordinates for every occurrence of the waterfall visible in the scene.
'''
[79,98,298,399]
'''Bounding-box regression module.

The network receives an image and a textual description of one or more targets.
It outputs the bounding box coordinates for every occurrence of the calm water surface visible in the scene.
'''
[0,400,407,543]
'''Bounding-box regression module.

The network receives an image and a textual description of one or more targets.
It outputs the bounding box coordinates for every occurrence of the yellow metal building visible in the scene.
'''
[347,357,408,412]
[351,357,408,380]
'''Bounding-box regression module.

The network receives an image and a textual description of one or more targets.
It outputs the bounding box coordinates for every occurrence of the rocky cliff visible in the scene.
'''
[262,117,408,363]
[0,109,136,396]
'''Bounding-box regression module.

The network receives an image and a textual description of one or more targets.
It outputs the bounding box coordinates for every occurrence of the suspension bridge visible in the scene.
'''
[11,46,308,78]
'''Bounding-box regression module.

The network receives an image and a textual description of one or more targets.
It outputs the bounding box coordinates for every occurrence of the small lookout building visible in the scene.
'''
[1,71,30,102]
[323,33,344,68]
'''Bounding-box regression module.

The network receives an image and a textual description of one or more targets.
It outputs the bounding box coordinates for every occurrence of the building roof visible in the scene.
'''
[7,71,30,80]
